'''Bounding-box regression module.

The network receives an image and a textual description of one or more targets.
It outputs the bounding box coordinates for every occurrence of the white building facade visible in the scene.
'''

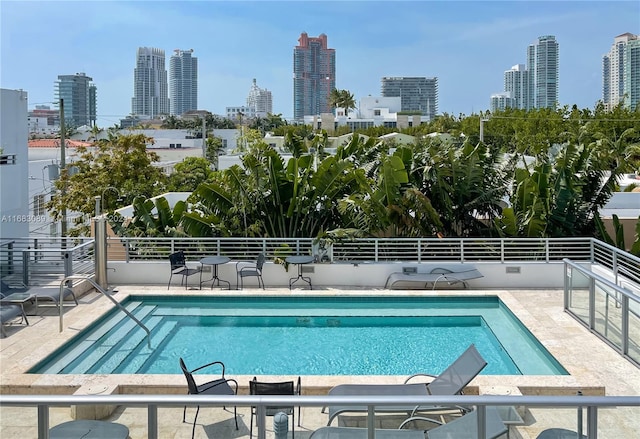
[169,49,198,116]
[132,47,170,118]
[246,78,273,118]
[0,89,29,239]
[603,33,640,111]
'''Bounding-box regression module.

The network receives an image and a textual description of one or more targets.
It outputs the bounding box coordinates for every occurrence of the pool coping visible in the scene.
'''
[3,287,631,400]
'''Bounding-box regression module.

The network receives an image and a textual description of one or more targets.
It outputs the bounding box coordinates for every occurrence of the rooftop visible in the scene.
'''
[1,285,639,438]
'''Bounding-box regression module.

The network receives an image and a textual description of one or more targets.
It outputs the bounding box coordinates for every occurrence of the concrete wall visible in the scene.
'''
[107,260,578,290]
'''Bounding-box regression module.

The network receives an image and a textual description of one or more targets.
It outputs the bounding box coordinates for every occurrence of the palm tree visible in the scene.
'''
[330,89,357,117]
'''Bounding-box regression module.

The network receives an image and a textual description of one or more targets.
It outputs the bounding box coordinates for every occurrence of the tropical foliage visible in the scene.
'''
[47,133,167,236]
[53,106,640,247]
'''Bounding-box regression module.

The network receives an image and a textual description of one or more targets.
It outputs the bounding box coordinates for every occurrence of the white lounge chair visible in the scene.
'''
[312,407,507,439]
[326,344,487,426]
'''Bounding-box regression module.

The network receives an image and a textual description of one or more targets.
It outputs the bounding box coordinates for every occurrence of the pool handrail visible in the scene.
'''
[1,393,638,439]
[58,274,151,349]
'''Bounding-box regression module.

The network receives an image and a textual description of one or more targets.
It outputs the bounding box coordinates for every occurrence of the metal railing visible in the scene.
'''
[564,258,640,367]
[0,237,94,286]
[57,275,151,347]
[1,393,638,439]
[115,237,598,262]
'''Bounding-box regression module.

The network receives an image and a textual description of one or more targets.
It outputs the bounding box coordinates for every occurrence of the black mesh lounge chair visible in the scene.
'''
[311,407,507,439]
[250,376,301,438]
[236,253,266,289]
[325,344,487,426]
[168,251,201,290]
[180,358,238,439]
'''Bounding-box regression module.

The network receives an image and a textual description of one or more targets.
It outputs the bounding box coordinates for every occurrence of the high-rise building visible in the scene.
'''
[293,32,335,120]
[169,49,198,116]
[54,73,96,127]
[527,35,559,109]
[132,47,169,118]
[603,33,640,111]
[503,64,530,110]
[246,78,273,118]
[490,92,516,113]
[380,77,438,121]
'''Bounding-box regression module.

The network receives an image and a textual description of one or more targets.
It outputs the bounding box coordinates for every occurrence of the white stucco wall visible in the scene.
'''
[0,89,29,239]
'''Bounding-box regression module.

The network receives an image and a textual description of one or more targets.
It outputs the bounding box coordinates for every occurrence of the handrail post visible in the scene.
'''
[367,405,374,439]
[22,249,29,286]
[257,404,266,439]
[37,404,49,439]
[476,404,486,439]
[148,404,158,439]
[587,406,598,439]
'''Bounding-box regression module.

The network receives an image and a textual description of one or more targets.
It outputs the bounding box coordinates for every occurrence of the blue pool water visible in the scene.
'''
[29,295,568,376]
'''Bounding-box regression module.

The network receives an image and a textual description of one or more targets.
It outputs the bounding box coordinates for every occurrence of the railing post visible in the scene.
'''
[367,405,375,439]
[22,249,29,286]
[257,404,267,439]
[587,406,598,439]
[476,404,486,439]
[148,404,158,439]
[64,250,72,278]
[37,404,49,439]
[589,274,596,330]
[622,295,629,356]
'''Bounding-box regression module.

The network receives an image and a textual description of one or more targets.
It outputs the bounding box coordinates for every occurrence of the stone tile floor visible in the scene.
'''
[1,287,639,438]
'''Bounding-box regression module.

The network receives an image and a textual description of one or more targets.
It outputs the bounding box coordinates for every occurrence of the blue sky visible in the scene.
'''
[2,0,638,126]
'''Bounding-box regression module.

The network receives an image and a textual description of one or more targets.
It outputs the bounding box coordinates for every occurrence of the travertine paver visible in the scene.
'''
[1,287,639,438]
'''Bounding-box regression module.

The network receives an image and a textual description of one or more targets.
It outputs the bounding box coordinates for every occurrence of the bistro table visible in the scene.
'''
[286,255,314,290]
[49,420,129,439]
[0,292,35,324]
[199,256,231,290]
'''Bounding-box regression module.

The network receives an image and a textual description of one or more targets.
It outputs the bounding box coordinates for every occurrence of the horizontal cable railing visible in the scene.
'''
[1,393,638,439]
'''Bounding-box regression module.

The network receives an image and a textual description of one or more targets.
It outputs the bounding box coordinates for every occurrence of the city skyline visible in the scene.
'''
[2,1,639,127]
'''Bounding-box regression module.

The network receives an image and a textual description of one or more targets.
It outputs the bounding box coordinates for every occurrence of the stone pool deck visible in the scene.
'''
[1,286,639,438]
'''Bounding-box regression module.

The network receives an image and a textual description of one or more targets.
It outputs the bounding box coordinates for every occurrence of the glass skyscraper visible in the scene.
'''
[380,77,438,121]
[293,33,335,120]
[527,35,559,109]
[132,47,169,118]
[603,33,639,111]
[55,72,96,127]
[246,78,273,118]
[169,49,198,116]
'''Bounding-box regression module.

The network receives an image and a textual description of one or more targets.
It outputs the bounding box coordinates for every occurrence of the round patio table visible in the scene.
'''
[49,420,129,439]
[199,256,231,289]
[286,255,314,289]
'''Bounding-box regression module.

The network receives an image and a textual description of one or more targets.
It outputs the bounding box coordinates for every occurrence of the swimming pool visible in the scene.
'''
[29,295,568,376]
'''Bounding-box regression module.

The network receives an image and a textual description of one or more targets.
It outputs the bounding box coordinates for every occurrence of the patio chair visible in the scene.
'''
[236,253,266,289]
[326,344,487,426]
[310,406,507,439]
[250,376,301,438]
[0,279,28,295]
[29,286,78,308]
[0,293,27,337]
[179,357,238,439]
[168,251,201,290]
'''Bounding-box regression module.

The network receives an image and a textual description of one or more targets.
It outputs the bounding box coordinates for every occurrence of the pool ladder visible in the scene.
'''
[58,275,152,348]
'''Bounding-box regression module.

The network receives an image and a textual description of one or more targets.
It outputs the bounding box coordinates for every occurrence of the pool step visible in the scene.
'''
[112,319,180,374]
[58,303,157,374]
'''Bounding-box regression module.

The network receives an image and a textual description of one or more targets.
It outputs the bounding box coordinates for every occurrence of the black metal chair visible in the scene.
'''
[168,251,201,289]
[179,358,238,439]
[249,376,301,438]
[236,253,266,289]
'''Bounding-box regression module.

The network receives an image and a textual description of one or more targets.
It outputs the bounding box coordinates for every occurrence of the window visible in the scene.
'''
[33,194,45,216]
[374,110,381,116]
